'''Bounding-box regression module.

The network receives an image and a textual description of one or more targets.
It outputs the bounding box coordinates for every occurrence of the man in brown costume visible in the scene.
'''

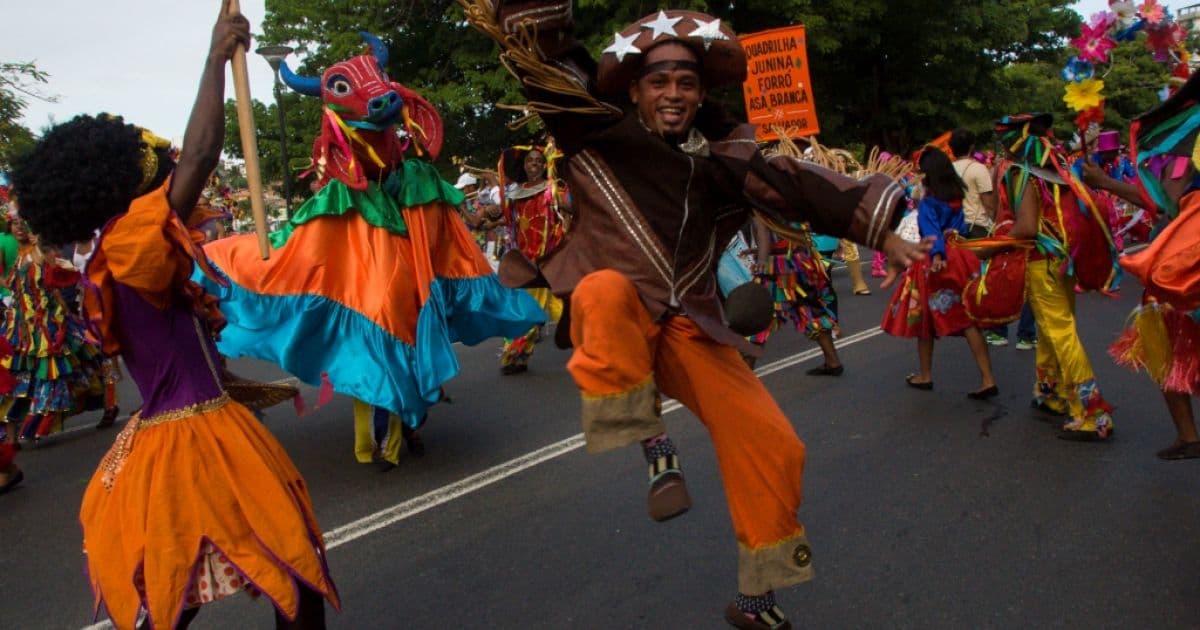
[464,3,929,627]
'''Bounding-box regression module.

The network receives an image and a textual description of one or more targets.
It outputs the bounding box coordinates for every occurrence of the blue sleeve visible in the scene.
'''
[917,198,947,258]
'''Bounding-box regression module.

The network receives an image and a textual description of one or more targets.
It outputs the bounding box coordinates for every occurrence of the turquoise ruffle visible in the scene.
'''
[194,267,545,426]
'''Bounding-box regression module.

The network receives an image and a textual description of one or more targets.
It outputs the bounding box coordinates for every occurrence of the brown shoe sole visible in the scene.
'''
[647,473,692,522]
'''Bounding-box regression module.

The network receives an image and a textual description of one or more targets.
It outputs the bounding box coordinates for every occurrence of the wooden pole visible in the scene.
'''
[226,0,271,259]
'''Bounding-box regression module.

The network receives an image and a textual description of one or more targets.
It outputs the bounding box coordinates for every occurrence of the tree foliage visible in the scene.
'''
[226,0,1170,172]
[0,61,55,169]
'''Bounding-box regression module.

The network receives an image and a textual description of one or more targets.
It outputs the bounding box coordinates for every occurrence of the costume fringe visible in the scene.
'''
[457,0,621,120]
[1109,302,1200,395]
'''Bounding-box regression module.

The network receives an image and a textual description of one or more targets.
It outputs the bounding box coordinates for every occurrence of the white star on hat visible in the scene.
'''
[603,31,642,62]
[690,17,729,51]
[641,10,682,40]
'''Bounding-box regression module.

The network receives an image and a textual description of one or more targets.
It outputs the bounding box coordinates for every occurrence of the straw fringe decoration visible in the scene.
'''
[457,0,622,120]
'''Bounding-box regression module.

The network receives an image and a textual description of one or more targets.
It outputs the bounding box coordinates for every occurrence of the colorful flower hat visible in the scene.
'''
[595,10,746,97]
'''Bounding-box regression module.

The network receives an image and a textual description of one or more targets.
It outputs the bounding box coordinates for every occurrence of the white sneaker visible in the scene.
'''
[1015,339,1036,351]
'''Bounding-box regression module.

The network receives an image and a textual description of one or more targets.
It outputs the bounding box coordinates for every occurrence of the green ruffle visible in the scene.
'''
[270,160,465,248]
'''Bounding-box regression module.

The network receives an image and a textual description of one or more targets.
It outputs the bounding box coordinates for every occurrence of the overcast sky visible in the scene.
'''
[1,0,1115,144]
[2,0,275,145]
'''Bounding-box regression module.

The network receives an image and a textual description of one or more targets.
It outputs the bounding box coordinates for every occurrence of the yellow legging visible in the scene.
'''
[500,287,564,367]
[352,399,404,466]
[1026,258,1114,436]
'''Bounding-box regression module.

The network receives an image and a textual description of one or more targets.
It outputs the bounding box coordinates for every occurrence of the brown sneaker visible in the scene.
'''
[723,603,791,629]
[647,455,691,522]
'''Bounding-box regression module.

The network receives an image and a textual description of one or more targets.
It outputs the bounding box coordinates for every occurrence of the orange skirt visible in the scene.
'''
[79,397,339,630]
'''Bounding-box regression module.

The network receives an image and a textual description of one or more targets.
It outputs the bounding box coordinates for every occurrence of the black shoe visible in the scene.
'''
[0,469,24,495]
[96,406,120,429]
[401,426,426,458]
[967,386,999,401]
[500,363,528,375]
[905,374,933,390]
[1156,440,1200,460]
[806,364,844,377]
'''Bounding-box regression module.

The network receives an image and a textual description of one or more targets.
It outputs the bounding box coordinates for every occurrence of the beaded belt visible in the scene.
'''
[99,392,230,490]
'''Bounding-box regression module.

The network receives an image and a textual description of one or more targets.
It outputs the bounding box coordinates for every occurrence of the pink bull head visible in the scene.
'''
[280,32,444,190]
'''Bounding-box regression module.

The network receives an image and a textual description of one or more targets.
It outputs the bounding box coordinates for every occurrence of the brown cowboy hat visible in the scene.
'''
[595,10,746,97]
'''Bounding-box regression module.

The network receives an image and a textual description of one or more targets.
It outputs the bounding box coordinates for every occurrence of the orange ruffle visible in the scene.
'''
[85,180,226,356]
[203,201,493,345]
[80,399,339,630]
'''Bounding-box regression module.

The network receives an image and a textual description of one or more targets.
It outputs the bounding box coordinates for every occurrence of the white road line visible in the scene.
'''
[80,327,885,630]
[323,326,884,549]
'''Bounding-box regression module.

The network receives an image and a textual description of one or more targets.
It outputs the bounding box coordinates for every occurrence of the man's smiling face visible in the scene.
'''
[629,42,705,137]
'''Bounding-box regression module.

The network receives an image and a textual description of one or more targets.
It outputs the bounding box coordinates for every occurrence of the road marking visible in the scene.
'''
[323,326,883,549]
[80,327,884,629]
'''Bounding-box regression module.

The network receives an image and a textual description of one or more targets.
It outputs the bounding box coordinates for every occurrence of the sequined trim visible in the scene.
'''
[98,415,140,491]
[97,393,230,491]
[138,393,230,428]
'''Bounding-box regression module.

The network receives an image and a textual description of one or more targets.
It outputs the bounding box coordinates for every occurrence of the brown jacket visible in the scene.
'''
[492,1,904,355]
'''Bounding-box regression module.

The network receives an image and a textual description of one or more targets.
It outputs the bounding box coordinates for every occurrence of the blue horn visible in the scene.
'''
[279,61,322,97]
[360,31,389,68]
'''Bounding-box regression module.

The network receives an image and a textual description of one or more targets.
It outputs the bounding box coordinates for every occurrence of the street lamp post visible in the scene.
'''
[256,45,296,218]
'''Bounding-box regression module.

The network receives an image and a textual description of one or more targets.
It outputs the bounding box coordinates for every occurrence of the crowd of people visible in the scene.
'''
[0,1,1196,629]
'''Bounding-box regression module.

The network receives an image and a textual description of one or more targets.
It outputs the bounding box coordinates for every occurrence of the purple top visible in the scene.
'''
[112,282,225,418]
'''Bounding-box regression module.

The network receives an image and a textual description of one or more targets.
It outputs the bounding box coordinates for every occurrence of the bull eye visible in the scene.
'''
[326,74,353,97]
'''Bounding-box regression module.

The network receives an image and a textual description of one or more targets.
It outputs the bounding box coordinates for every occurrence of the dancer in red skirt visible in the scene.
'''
[883,148,998,399]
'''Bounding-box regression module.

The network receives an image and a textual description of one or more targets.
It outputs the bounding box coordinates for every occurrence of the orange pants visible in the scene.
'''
[568,270,813,594]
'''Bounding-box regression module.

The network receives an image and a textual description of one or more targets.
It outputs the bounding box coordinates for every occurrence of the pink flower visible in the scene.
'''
[1089,11,1116,30]
[1072,22,1118,64]
[1139,0,1165,25]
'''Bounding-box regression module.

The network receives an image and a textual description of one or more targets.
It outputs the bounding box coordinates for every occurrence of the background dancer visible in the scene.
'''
[750,218,843,375]
[497,143,569,374]
[882,147,998,399]
[0,216,106,444]
[1084,72,1200,459]
[994,113,1117,441]
[196,33,545,440]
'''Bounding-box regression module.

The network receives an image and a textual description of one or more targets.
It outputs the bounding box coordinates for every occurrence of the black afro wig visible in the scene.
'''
[11,114,171,246]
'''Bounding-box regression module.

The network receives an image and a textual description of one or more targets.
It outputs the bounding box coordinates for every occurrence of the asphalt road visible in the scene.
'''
[1,262,1197,630]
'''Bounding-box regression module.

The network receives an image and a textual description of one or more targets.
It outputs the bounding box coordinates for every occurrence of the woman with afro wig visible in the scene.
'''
[10,3,338,629]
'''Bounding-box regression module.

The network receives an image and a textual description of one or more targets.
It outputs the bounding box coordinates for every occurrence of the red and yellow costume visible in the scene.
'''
[498,145,569,371]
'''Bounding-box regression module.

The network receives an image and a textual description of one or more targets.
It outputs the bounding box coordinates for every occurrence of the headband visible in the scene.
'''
[637,59,701,79]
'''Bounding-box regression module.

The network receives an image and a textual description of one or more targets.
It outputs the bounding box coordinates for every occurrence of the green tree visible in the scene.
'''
[0,61,55,168]
[243,0,1089,163]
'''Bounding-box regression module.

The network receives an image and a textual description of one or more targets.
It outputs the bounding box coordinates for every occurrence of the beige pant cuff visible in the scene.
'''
[580,377,665,453]
[737,531,814,594]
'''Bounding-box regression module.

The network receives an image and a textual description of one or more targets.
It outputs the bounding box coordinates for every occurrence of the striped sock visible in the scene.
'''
[640,433,677,464]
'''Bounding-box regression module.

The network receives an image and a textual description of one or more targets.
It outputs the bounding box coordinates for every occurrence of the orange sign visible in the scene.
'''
[740,25,819,141]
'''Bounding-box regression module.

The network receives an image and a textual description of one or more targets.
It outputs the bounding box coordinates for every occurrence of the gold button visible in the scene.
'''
[792,544,812,567]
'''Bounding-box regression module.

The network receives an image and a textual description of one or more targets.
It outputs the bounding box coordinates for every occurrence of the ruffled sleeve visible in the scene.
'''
[85,179,227,355]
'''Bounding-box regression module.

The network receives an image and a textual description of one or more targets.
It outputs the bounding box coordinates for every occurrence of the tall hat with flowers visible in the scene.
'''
[1063,1,1190,141]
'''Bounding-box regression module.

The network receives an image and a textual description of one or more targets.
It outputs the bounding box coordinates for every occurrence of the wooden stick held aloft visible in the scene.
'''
[227,0,271,259]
